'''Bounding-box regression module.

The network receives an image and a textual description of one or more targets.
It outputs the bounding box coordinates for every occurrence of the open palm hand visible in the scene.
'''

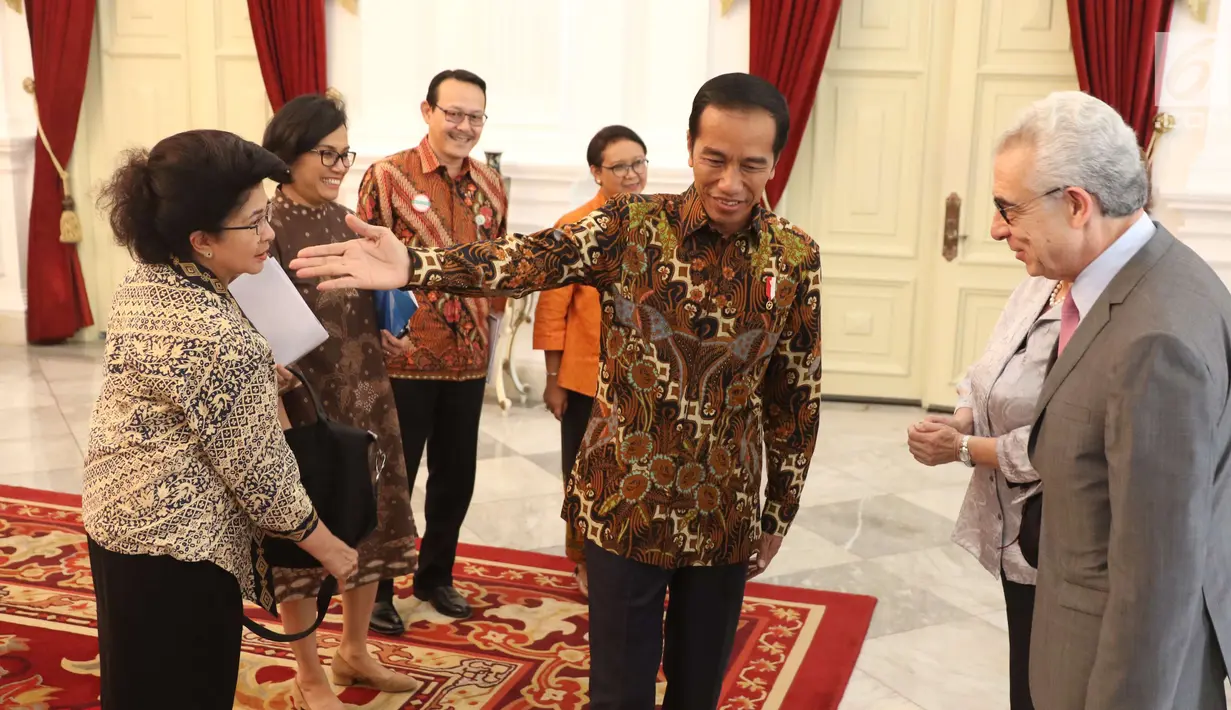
[288,213,412,291]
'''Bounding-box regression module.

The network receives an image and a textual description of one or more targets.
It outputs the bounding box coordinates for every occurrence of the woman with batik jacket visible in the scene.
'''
[84,129,358,709]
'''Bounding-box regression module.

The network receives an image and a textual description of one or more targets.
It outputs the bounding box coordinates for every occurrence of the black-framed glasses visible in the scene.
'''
[312,148,356,168]
[602,158,649,178]
[432,105,487,127]
[219,202,274,233]
[994,186,1066,225]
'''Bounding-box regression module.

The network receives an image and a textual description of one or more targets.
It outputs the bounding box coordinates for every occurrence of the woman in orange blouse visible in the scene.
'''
[533,125,648,596]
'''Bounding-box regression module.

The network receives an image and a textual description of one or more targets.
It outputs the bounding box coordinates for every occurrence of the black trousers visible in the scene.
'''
[560,390,594,563]
[378,377,486,601]
[560,389,594,477]
[89,537,243,709]
[585,541,747,710]
[1003,571,1037,710]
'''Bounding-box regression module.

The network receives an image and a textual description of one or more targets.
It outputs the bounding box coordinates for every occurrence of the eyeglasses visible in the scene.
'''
[602,158,649,178]
[219,202,274,233]
[994,186,1066,225]
[312,148,356,168]
[433,105,487,127]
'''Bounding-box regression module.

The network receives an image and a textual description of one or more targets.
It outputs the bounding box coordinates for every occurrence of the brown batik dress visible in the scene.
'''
[267,187,419,602]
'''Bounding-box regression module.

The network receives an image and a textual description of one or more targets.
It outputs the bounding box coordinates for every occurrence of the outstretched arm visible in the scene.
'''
[290,203,627,295]
[403,208,617,298]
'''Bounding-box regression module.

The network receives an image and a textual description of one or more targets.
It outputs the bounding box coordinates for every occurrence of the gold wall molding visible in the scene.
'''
[720,0,736,16]
[4,0,23,15]
[338,0,357,16]
[1188,0,1209,22]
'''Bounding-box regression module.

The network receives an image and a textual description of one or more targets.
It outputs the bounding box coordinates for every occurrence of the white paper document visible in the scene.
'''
[229,260,329,366]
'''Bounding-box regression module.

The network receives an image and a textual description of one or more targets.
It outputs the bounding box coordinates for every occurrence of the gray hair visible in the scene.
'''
[996,91,1147,218]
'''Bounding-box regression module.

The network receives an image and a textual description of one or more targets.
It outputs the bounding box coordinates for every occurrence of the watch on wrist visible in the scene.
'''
[958,435,974,467]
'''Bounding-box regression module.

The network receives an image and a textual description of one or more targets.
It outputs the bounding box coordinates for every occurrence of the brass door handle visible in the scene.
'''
[943,192,966,262]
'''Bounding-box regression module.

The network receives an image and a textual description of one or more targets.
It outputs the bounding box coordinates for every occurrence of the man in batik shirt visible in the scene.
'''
[293,73,823,709]
[355,69,507,630]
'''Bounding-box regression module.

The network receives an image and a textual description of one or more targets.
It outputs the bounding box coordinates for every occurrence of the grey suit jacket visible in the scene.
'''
[1027,225,1231,710]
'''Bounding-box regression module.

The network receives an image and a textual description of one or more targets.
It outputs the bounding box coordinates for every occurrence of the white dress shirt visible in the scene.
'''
[1069,211,1156,322]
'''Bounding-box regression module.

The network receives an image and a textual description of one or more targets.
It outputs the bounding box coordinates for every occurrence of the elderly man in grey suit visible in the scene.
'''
[989,90,1231,709]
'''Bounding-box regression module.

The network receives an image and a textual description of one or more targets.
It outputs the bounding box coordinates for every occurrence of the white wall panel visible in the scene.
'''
[328,1,747,165]
[0,5,38,342]
[1153,0,1231,290]
[326,0,749,234]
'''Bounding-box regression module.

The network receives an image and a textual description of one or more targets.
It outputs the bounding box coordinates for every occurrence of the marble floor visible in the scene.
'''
[2,334,1227,710]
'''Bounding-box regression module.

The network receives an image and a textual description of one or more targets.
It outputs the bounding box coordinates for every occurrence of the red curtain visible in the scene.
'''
[1067,0,1176,149]
[23,0,95,343]
[750,0,842,210]
[247,0,327,112]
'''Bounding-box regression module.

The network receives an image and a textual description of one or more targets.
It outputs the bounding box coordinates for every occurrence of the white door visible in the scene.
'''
[785,0,1077,408]
[72,0,271,335]
[784,0,947,403]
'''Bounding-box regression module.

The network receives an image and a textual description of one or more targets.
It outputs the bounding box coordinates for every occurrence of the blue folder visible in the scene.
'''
[374,289,419,337]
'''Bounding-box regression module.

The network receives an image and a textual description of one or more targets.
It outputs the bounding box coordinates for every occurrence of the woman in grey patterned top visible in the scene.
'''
[907,274,1067,710]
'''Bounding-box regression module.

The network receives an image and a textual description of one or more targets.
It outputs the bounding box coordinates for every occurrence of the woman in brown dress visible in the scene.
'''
[262,94,420,709]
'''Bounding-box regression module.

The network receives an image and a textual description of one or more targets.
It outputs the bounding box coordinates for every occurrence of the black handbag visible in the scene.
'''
[241,366,381,643]
[1019,494,1042,569]
[262,367,380,568]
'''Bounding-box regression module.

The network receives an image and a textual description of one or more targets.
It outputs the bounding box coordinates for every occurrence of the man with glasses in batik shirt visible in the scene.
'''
[355,69,507,633]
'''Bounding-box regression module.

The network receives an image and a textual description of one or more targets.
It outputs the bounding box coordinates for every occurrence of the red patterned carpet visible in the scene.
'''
[0,484,876,709]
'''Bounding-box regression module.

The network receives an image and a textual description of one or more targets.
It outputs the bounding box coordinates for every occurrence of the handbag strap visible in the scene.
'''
[284,365,328,425]
[241,575,338,643]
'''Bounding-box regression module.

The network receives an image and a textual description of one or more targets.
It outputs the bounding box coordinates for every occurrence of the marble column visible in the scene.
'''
[0,4,35,343]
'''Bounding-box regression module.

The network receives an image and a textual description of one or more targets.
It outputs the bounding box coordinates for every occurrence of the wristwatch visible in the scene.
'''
[958,435,974,467]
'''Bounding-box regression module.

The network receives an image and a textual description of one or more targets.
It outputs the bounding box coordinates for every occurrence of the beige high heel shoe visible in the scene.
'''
[331,652,422,694]
[289,680,344,710]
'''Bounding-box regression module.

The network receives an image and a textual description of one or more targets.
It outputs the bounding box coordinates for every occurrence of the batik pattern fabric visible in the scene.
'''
[355,136,508,381]
[81,259,318,609]
[268,189,419,601]
[403,186,824,568]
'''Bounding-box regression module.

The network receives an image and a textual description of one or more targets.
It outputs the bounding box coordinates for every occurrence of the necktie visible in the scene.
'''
[1057,296,1079,356]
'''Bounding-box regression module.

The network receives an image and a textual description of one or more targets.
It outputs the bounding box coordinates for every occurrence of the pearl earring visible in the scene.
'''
[204,251,212,259]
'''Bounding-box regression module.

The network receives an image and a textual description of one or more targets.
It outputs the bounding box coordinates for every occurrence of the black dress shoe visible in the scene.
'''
[368,599,405,636]
[415,586,471,619]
